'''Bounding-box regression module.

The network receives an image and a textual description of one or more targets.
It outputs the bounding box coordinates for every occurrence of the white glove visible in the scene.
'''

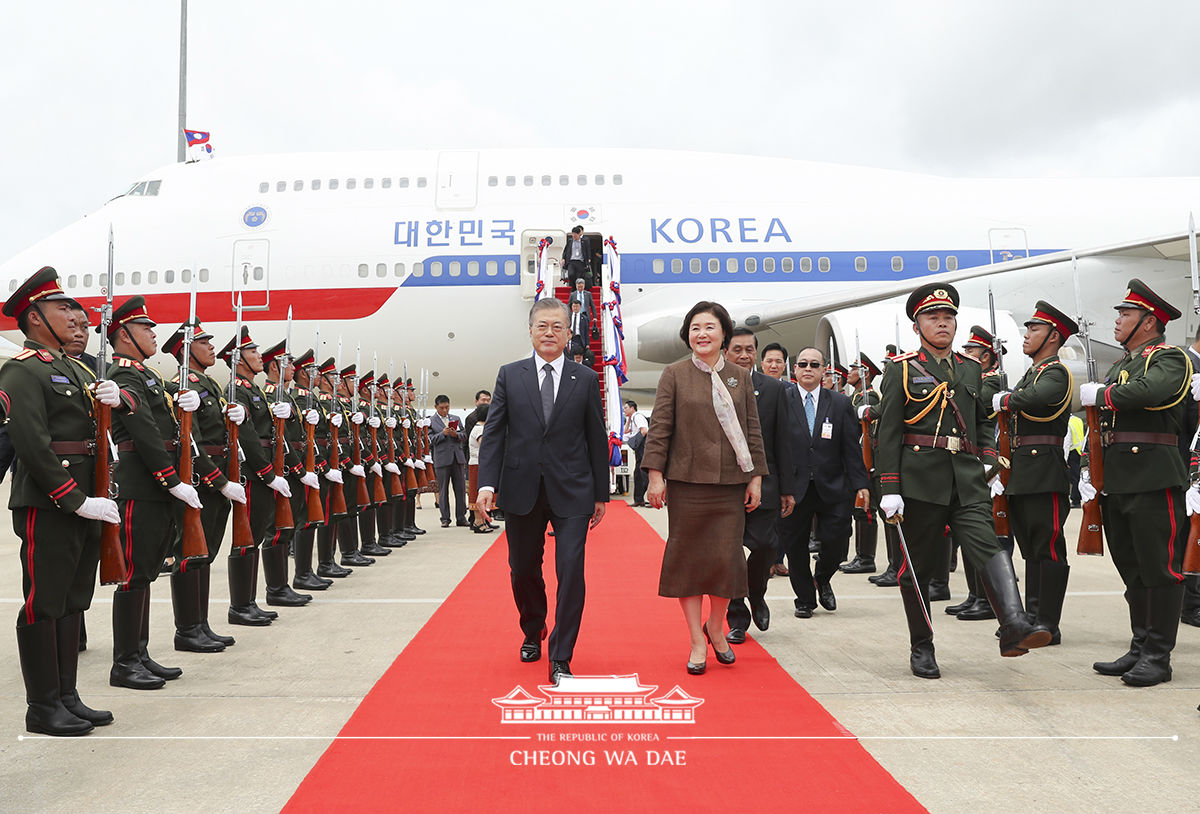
[385,417,397,429]
[414,459,426,470]
[176,389,200,412]
[384,462,401,475]
[224,403,246,426]
[1187,485,1200,516]
[349,464,365,478]
[169,482,203,509]
[304,409,320,426]
[989,476,1005,498]
[271,402,292,419]
[856,405,870,420]
[220,481,247,504]
[92,379,121,408]
[268,475,292,498]
[992,392,1009,413]
[75,496,120,524]
[370,462,383,477]
[1078,470,1097,503]
[880,494,905,518]
[404,458,416,469]
[368,415,381,428]
[423,454,433,464]
[420,418,432,428]
[300,471,320,490]
[1192,373,1200,401]
[1079,382,1102,407]
[325,469,344,484]
[402,418,412,428]
[329,412,342,428]
[351,412,365,425]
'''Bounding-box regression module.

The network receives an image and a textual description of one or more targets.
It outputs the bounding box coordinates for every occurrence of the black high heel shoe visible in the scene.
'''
[686,658,707,675]
[704,627,736,665]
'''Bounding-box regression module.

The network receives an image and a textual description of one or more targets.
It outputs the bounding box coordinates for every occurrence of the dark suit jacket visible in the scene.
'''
[478,355,609,517]
[751,370,796,506]
[430,412,467,468]
[561,235,593,265]
[785,385,869,505]
[568,290,596,322]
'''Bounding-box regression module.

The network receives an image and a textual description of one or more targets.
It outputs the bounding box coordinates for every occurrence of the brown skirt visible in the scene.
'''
[658,480,748,599]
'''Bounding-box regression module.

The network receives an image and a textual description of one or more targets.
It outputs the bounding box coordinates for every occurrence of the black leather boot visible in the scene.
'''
[247,548,278,620]
[171,568,225,652]
[138,586,182,679]
[110,589,165,690]
[18,619,94,736]
[869,526,899,585]
[197,564,235,645]
[1121,583,1184,687]
[358,506,390,556]
[840,517,876,573]
[376,503,404,547]
[292,527,332,590]
[1024,558,1042,621]
[263,543,312,606]
[404,489,425,534]
[78,612,87,652]
[317,522,352,577]
[227,550,271,626]
[55,612,112,726]
[1094,586,1148,675]
[339,514,374,566]
[928,578,951,602]
[899,580,939,679]
[947,558,978,614]
[1036,560,1069,645]
[980,552,1051,656]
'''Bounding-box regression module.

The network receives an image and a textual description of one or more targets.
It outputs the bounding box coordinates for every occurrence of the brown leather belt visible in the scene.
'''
[1013,435,1064,448]
[49,441,96,455]
[115,440,179,453]
[201,444,228,456]
[1102,431,1178,446]
[902,433,980,457]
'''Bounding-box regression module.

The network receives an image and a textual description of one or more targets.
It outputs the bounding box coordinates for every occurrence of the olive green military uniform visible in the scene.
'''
[260,377,313,605]
[847,388,887,570]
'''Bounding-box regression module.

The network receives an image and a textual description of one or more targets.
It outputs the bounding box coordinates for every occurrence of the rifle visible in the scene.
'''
[226,295,255,549]
[347,346,370,509]
[420,368,437,489]
[988,286,1012,538]
[176,277,208,560]
[272,307,295,531]
[1073,256,1104,556]
[1185,421,1200,575]
[853,331,870,512]
[303,333,324,528]
[385,358,404,497]
[368,352,387,506]
[326,336,348,518]
[95,226,128,585]
[401,361,419,492]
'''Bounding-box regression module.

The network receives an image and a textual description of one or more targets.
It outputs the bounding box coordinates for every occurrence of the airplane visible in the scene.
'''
[1,148,1198,416]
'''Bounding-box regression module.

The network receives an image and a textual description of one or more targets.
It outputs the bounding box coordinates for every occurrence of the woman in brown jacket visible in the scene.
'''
[643,301,767,674]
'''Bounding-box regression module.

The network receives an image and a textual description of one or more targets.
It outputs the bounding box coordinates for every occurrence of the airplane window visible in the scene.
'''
[381,178,391,189]
[148,271,157,284]
[416,177,427,188]
[145,181,161,196]
[782,257,794,273]
[364,178,374,189]
[946,255,958,271]
[505,176,516,187]
[467,261,479,277]
[726,258,738,273]
[199,268,209,282]
[449,261,461,277]
[892,256,904,272]
[430,262,443,278]
[576,175,587,186]
[927,256,940,271]
[485,260,498,276]
[347,179,357,190]
[504,260,517,276]
[164,270,175,283]
[182,269,191,283]
[376,263,387,278]
[523,176,533,187]
[671,258,683,274]
[541,175,551,186]
[800,257,812,273]
[613,174,623,185]
[652,259,664,275]
[131,272,141,285]
[394,263,405,277]
[312,179,321,190]
[358,264,369,278]
[68,274,78,287]
[412,262,424,277]
[294,180,303,192]
[763,258,775,273]
[745,258,757,273]
[83,274,93,287]
[689,258,701,274]
[595,175,605,186]
[129,182,147,196]
[259,183,269,194]
[276,182,286,192]
[115,272,126,286]
[399,178,409,188]
[487,176,498,187]
[8,280,16,292]
[818,257,831,273]
[855,256,867,272]
[253,267,264,281]
[329,179,339,190]
[559,175,569,186]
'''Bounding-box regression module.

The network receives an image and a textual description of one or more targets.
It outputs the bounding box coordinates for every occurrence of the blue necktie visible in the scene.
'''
[805,392,815,435]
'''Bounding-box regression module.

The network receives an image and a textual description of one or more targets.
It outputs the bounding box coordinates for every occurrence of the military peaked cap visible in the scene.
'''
[2,266,72,318]
[905,283,959,321]
[1024,300,1079,339]
[1114,278,1181,324]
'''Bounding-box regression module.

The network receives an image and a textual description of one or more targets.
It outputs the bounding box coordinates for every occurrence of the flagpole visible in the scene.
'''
[177,0,187,163]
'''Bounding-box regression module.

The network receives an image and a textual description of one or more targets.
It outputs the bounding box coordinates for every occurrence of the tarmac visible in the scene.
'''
[0,485,1197,814]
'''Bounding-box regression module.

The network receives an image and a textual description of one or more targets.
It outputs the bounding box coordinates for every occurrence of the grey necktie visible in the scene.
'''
[541,363,555,423]
[805,392,815,435]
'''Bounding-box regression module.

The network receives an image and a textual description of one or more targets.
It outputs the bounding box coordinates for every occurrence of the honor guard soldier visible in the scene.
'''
[1,267,128,734]
[389,377,418,544]
[310,358,352,579]
[1080,279,1192,686]
[290,350,336,591]
[843,353,884,575]
[402,378,429,537]
[868,346,905,587]
[332,364,374,569]
[163,321,248,651]
[372,374,406,548]
[354,371,391,558]
[877,283,1051,679]
[220,328,292,625]
[105,296,205,690]
[990,302,1077,644]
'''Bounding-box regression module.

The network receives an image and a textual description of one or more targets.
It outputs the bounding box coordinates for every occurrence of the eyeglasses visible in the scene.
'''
[532,322,567,334]
[794,361,824,369]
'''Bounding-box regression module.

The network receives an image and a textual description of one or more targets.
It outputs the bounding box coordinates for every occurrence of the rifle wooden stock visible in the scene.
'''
[855,416,872,512]
[1184,510,1200,575]
[350,422,371,508]
[386,425,403,496]
[273,416,294,530]
[401,423,419,491]
[304,422,324,526]
[177,409,208,560]
[993,410,1012,538]
[94,402,128,585]
[328,420,348,517]
[420,423,438,489]
[225,419,255,549]
[369,425,387,505]
[1077,405,1104,556]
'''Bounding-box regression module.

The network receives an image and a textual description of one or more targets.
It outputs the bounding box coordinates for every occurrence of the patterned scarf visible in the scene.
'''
[691,354,754,473]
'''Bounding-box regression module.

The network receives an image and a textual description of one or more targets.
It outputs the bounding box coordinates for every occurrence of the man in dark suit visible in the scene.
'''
[429,395,468,528]
[477,298,609,683]
[568,301,588,350]
[1181,327,1200,628]
[781,346,870,617]
[723,329,795,643]
[561,226,594,288]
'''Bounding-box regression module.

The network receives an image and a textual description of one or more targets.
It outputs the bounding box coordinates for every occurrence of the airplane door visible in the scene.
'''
[988,228,1029,264]
[232,239,270,310]
[520,229,567,299]
[436,151,478,209]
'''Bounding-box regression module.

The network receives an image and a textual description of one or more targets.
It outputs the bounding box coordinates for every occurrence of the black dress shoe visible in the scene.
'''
[441,519,451,528]
[956,598,996,620]
[871,569,899,587]
[549,660,572,683]
[945,593,977,615]
[726,628,746,645]
[520,641,541,662]
[1181,610,1200,628]
[839,557,876,574]
[750,598,770,632]
[317,561,352,578]
[794,606,814,619]
[816,581,837,611]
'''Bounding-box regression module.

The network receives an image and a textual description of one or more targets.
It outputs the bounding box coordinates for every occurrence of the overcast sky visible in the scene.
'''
[3,1,1199,262]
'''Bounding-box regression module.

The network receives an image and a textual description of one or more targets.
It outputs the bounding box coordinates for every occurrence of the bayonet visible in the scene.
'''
[987,284,1006,388]
[96,226,114,379]
[1072,255,1097,383]
[1190,212,1199,315]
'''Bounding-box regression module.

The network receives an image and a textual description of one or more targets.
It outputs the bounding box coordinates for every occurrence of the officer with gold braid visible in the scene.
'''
[876,283,1051,679]
[1080,279,1192,687]
[991,302,1077,645]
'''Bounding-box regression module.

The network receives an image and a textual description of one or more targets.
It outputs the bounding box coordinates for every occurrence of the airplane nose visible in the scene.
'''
[0,211,111,299]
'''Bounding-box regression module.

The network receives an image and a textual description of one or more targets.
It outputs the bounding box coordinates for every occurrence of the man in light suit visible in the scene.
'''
[477,298,609,684]
[429,395,468,528]
[781,346,870,617]
[568,278,596,327]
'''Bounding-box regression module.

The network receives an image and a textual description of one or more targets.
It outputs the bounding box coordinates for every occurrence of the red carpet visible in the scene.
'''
[283,503,925,814]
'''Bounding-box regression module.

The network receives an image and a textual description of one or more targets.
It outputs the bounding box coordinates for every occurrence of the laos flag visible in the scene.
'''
[184,129,210,147]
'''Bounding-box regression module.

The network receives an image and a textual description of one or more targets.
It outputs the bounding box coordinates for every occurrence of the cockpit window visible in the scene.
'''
[119,180,162,198]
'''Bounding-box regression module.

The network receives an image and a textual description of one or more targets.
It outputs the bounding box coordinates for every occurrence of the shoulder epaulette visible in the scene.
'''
[982,367,1002,377]
[117,358,136,368]
[236,377,251,388]
[264,383,276,394]
[956,353,982,367]
[188,373,200,383]
[170,373,181,383]
[1142,343,1175,357]
[13,348,39,361]
[891,351,918,362]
